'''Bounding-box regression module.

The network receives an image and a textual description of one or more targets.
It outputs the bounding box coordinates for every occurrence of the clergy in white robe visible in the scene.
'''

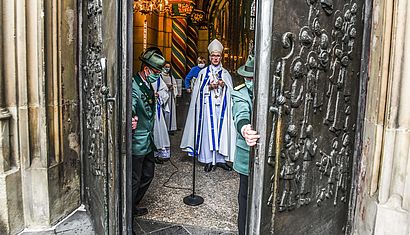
[161,62,178,132]
[152,75,171,160]
[180,39,236,172]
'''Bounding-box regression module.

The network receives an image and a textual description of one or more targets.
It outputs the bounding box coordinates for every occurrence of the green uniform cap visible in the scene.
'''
[139,48,166,70]
[237,55,254,77]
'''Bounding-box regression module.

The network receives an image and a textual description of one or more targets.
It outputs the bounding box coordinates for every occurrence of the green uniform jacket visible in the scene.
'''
[132,74,156,157]
[232,84,252,176]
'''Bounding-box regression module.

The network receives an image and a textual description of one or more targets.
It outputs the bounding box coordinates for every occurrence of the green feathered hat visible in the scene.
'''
[139,47,166,71]
[237,55,254,78]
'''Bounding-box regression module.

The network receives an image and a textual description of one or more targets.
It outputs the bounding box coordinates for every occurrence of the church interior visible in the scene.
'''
[132,0,254,233]
[132,0,254,82]
[3,0,410,234]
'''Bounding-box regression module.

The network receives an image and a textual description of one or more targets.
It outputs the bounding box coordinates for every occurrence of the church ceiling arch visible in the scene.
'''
[207,0,229,26]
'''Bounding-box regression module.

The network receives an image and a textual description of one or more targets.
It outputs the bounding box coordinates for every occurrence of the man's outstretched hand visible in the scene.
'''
[241,124,260,147]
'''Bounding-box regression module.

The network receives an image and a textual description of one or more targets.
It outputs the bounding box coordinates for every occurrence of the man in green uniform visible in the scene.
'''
[232,55,260,235]
[131,47,165,217]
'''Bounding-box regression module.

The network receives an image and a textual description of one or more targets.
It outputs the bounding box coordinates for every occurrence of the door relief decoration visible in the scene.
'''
[83,0,106,178]
[268,0,359,212]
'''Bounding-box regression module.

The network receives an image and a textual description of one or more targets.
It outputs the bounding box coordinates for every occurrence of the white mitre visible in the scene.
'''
[208,39,224,54]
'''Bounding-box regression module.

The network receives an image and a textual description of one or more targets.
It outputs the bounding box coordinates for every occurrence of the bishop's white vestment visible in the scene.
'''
[180,65,236,164]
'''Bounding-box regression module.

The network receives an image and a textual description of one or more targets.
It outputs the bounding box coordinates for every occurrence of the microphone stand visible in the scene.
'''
[183,75,204,206]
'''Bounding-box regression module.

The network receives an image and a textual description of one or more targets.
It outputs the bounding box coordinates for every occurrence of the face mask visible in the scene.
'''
[146,69,160,83]
[198,63,205,68]
[244,79,254,91]
[163,67,170,73]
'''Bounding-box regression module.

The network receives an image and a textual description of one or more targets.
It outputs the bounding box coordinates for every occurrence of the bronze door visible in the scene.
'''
[249,0,369,234]
[79,0,132,234]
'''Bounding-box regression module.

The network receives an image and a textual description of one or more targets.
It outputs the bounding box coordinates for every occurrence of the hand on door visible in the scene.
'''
[241,124,260,147]
[132,116,138,130]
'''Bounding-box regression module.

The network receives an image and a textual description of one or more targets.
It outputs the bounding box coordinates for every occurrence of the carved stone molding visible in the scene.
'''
[377,0,410,209]
[358,0,410,234]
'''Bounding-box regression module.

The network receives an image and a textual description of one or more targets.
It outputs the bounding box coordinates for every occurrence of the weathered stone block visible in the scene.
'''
[0,114,11,172]
[374,196,410,235]
[0,169,24,235]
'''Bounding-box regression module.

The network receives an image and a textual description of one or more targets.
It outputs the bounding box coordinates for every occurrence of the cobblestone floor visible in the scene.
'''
[135,128,239,234]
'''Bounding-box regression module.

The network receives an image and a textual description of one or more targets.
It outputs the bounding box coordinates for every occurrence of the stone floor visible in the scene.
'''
[135,128,239,234]
[44,129,240,235]
[20,208,95,235]
[134,219,237,234]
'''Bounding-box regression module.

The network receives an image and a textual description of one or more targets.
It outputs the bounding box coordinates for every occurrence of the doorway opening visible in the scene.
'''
[78,0,369,234]
[131,0,254,233]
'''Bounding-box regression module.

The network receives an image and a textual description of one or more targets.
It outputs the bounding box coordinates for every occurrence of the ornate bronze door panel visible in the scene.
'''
[250,0,369,234]
[79,0,132,234]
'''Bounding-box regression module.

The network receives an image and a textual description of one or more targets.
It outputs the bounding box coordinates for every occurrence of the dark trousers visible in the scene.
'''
[238,174,248,235]
[132,151,155,210]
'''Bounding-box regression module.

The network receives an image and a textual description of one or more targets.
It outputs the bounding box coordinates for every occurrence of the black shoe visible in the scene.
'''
[133,207,148,217]
[204,163,213,172]
[155,157,164,164]
[216,162,233,171]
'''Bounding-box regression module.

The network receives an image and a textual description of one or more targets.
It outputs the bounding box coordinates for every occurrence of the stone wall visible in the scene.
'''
[197,29,209,59]
[0,0,81,233]
[354,0,410,234]
[133,13,173,72]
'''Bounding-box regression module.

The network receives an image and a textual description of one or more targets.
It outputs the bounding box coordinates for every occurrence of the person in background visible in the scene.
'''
[161,61,178,134]
[131,47,165,218]
[231,55,260,235]
[185,56,207,93]
[180,39,236,172]
[152,69,171,163]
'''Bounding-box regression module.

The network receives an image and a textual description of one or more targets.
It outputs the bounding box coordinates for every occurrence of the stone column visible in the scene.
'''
[0,0,12,169]
[373,0,410,234]
[0,0,24,234]
[352,0,393,234]
[186,22,198,71]
[0,0,80,233]
[171,17,188,81]
[0,0,11,145]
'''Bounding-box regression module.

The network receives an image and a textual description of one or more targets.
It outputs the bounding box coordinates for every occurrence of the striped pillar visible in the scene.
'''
[186,23,198,71]
[171,17,188,81]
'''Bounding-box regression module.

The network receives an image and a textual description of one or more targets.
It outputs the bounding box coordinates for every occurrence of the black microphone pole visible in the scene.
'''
[184,75,204,206]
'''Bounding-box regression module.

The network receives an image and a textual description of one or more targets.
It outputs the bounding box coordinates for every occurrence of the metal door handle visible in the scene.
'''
[100,58,116,103]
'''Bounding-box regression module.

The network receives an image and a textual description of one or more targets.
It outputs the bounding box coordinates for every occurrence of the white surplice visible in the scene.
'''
[152,76,171,158]
[161,72,178,131]
[180,65,236,164]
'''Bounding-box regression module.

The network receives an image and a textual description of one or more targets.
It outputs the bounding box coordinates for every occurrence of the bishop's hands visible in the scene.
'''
[208,79,225,90]
[208,81,218,90]
[217,79,225,88]
[241,124,260,147]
